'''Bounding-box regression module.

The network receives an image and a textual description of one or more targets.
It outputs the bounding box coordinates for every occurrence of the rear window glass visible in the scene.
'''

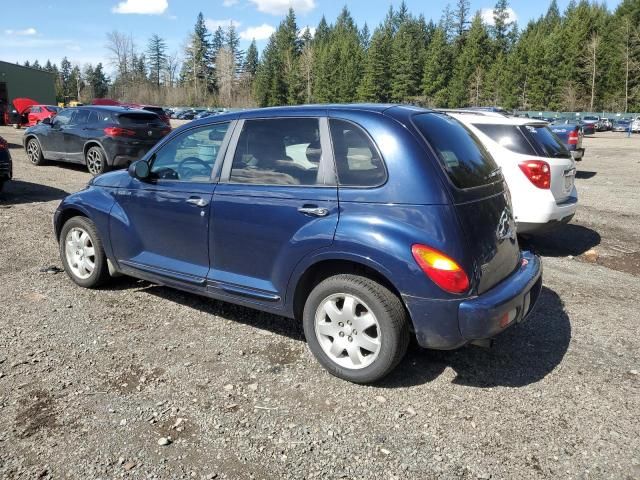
[473,124,537,156]
[143,106,165,116]
[329,119,386,187]
[117,113,164,126]
[521,125,570,159]
[413,113,501,189]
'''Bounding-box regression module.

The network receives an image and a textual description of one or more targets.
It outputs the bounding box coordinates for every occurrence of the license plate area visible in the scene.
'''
[564,168,576,191]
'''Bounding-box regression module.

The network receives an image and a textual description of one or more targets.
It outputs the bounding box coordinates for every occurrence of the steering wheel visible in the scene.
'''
[177,157,212,180]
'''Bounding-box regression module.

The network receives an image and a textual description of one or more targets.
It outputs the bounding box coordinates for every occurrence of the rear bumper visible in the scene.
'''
[516,193,578,234]
[404,251,543,350]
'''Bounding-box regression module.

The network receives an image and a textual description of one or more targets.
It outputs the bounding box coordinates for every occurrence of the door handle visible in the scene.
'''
[187,197,209,207]
[298,206,329,217]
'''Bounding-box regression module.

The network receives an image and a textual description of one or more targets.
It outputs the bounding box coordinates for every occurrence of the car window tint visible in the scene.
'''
[91,111,113,124]
[151,122,230,183]
[52,110,73,127]
[73,109,90,125]
[329,119,386,187]
[230,118,322,186]
[118,113,164,126]
[473,124,537,156]
[412,113,501,190]
[520,125,571,159]
[31,107,41,113]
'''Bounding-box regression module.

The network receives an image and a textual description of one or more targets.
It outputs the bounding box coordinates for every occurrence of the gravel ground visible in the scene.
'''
[0,126,638,480]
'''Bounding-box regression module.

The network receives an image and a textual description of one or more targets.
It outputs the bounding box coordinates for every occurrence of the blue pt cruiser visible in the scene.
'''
[54,104,542,383]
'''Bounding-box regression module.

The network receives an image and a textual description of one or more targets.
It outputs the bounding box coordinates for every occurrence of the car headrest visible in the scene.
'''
[306,141,322,164]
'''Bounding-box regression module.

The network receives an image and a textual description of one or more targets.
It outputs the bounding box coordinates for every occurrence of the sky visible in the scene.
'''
[0,0,623,73]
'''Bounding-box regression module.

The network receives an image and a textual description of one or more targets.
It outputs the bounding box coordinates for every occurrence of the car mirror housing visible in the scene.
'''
[129,160,150,180]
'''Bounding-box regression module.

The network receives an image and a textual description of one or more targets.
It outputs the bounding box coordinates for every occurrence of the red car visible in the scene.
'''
[10,98,60,128]
[92,99,171,126]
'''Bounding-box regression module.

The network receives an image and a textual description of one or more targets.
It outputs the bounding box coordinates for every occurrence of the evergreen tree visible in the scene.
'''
[243,40,259,78]
[182,12,214,101]
[390,19,424,101]
[60,57,73,101]
[492,0,512,54]
[147,34,167,89]
[453,0,471,38]
[449,13,490,106]
[357,26,393,102]
[422,27,452,106]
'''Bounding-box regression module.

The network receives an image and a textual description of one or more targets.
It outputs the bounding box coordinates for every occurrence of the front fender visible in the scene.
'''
[55,186,117,259]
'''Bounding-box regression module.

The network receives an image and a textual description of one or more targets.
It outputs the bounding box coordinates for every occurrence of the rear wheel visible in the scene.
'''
[303,274,410,384]
[59,216,110,288]
[85,146,108,176]
[26,138,45,165]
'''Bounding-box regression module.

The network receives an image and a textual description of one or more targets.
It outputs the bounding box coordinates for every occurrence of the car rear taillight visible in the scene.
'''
[104,127,136,137]
[161,127,171,136]
[0,138,7,150]
[411,245,470,294]
[568,130,579,145]
[518,160,551,189]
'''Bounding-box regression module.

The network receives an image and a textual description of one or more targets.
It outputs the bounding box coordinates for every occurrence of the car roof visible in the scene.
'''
[445,111,546,126]
[67,105,154,114]
[186,104,431,126]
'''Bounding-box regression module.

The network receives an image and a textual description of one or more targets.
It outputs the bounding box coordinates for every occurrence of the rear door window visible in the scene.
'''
[473,124,537,156]
[229,118,325,186]
[329,119,386,187]
[521,125,571,159]
[412,113,501,189]
[72,109,90,125]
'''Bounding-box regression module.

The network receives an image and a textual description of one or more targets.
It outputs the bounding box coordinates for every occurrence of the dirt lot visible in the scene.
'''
[0,126,638,480]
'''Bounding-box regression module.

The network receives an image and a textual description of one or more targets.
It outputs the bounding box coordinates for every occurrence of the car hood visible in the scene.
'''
[92,169,132,188]
[12,97,38,115]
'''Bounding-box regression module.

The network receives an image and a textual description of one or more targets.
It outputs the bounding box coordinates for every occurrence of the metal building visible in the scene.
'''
[0,60,56,125]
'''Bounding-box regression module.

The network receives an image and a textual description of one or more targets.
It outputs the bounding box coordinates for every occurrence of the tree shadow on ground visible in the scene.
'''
[0,179,69,205]
[109,279,569,389]
[520,224,600,257]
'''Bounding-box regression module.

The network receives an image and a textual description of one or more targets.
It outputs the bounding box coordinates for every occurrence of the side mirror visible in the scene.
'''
[42,117,52,125]
[129,160,150,180]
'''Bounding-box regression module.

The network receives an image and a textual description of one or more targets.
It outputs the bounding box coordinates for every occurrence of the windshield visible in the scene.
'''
[412,113,501,190]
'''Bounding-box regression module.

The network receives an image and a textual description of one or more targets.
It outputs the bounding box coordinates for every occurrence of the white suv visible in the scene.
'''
[632,117,640,133]
[444,111,578,234]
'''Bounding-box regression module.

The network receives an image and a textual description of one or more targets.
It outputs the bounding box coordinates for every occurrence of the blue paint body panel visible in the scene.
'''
[54,104,543,350]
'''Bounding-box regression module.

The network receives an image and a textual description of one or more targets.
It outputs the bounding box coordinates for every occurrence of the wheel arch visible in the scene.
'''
[289,256,407,325]
[55,206,90,240]
[83,141,110,164]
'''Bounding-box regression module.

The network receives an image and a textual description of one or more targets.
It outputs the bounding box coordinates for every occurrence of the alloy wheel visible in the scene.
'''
[86,149,102,175]
[27,140,40,164]
[314,293,381,370]
[64,227,96,280]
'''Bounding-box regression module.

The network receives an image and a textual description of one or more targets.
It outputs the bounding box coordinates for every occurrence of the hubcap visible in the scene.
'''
[27,141,39,163]
[314,293,381,370]
[86,150,102,175]
[64,227,96,280]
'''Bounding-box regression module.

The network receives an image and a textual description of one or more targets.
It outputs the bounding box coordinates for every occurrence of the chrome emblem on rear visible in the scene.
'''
[148,130,153,136]
[497,208,516,242]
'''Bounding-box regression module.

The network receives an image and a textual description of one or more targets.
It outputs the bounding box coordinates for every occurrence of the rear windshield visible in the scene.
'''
[521,125,571,159]
[583,116,598,121]
[412,113,501,189]
[142,106,165,115]
[117,113,164,126]
[473,124,537,156]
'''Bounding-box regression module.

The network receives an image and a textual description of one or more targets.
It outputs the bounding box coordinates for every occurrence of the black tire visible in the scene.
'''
[59,216,110,288]
[303,274,410,384]
[26,138,45,165]
[85,146,109,176]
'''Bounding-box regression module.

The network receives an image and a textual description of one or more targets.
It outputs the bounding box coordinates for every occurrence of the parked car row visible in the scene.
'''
[54,104,543,383]
[7,97,60,128]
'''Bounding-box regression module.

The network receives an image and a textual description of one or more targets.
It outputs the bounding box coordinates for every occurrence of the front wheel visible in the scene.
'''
[303,274,410,384]
[85,146,109,176]
[59,216,110,288]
